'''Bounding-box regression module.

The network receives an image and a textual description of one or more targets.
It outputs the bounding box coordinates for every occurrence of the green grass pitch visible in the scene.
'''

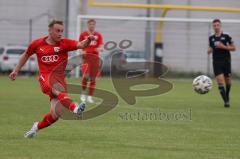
[0,76,240,159]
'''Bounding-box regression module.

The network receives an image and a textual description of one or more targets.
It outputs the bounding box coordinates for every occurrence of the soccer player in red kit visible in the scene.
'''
[9,20,94,138]
[79,19,103,103]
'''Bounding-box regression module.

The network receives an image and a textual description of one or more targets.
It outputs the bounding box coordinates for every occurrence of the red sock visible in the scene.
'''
[89,80,96,96]
[37,113,58,130]
[82,77,88,91]
[57,92,76,112]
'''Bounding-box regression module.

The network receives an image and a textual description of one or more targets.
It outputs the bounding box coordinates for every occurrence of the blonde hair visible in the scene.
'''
[48,19,64,28]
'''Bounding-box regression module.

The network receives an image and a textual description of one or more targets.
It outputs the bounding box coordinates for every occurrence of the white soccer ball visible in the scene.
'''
[192,75,213,94]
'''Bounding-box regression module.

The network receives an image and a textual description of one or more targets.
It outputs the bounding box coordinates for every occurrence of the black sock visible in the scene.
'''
[226,84,231,102]
[218,84,227,103]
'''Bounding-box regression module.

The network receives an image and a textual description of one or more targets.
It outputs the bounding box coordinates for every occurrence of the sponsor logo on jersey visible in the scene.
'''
[41,55,59,63]
[40,48,44,52]
[54,47,60,53]
[214,41,220,46]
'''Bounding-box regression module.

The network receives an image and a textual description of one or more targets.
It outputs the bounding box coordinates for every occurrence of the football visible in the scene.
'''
[192,75,213,94]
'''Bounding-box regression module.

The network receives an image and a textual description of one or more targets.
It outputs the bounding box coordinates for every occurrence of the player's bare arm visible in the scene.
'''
[207,47,213,54]
[77,35,95,49]
[226,43,236,51]
[96,44,104,53]
[9,51,30,80]
[216,42,236,51]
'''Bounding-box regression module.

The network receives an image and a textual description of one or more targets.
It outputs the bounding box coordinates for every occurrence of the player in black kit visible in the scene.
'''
[208,19,236,107]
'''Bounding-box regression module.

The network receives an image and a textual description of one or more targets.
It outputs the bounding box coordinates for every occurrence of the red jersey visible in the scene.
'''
[26,36,78,76]
[79,31,103,55]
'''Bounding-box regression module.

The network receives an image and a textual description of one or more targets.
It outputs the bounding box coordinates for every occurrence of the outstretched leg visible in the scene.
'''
[51,84,85,114]
[24,99,59,138]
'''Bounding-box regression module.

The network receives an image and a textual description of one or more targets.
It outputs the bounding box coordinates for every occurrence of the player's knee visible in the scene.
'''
[50,98,63,119]
[217,81,225,86]
[52,88,60,96]
[82,74,89,80]
[225,77,231,84]
[216,74,225,84]
[90,79,96,85]
[89,77,96,82]
[51,83,66,96]
[82,77,89,82]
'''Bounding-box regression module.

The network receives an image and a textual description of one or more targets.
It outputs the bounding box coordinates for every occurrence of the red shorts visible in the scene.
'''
[82,54,101,78]
[38,74,67,100]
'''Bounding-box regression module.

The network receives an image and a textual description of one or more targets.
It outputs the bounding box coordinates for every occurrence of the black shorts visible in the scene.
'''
[213,61,231,77]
